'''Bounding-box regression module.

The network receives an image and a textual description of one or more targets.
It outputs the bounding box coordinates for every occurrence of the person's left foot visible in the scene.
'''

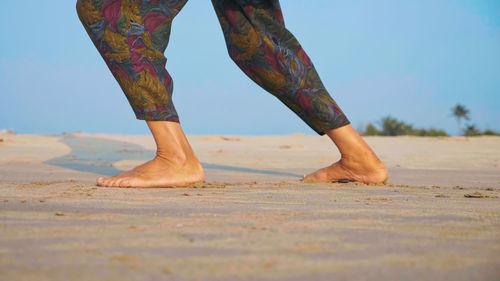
[303,152,388,184]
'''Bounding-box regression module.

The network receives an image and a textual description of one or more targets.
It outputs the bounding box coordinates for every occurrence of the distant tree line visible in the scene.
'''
[451,104,499,136]
[361,117,449,136]
[462,125,500,136]
[361,104,499,137]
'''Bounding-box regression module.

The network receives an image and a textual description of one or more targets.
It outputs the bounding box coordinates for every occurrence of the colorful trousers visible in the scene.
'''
[76,0,349,135]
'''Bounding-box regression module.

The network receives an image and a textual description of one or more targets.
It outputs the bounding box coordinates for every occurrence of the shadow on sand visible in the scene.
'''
[44,135,301,178]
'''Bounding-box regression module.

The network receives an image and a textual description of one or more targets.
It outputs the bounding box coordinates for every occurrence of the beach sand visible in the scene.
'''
[0,132,499,280]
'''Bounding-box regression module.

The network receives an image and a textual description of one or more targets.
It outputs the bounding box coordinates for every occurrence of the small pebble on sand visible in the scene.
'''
[464,192,499,198]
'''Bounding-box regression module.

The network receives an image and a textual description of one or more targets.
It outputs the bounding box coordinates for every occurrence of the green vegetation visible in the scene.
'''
[364,123,380,136]
[361,104,499,137]
[362,116,448,136]
[451,104,470,136]
[464,125,500,136]
[483,129,500,136]
[464,125,481,136]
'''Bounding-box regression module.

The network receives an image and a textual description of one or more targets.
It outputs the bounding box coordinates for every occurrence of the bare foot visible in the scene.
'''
[303,153,388,184]
[97,154,205,188]
[303,124,388,184]
[96,120,205,188]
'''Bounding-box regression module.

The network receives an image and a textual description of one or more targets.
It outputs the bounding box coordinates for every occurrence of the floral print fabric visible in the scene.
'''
[76,0,349,134]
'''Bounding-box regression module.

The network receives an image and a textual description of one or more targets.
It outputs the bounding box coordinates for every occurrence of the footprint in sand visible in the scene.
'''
[202,136,242,141]
[279,144,304,149]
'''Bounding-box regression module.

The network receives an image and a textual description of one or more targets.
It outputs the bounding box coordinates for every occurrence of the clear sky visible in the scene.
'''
[1,0,499,135]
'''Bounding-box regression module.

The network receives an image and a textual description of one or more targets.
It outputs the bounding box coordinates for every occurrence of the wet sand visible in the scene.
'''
[0,132,499,280]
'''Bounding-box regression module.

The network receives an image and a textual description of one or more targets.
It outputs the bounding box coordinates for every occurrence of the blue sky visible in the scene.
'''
[1,0,499,135]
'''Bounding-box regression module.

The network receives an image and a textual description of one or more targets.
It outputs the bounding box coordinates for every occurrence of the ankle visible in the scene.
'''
[340,149,385,170]
[340,149,372,163]
[146,121,200,166]
[155,148,189,165]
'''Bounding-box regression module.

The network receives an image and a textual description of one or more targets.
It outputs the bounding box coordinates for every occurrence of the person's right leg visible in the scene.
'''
[76,0,186,121]
[211,0,350,134]
[77,0,204,187]
[304,125,388,184]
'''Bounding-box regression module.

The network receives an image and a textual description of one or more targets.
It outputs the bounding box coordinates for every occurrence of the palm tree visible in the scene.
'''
[452,104,470,136]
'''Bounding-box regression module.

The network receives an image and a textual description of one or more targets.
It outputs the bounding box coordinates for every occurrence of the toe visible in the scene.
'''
[99,177,113,187]
[96,177,105,186]
[109,179,120,187]
[99,177,115,186]
[114,178,127,188]
[100,178,114,187]
[303,166,337,182]
[118,179,131,188]
[303,172,320,181]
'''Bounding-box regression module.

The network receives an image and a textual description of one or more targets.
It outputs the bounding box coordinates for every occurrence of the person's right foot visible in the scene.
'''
[97,154,205,188]
[303,124,389,184]
[303,152,388,184]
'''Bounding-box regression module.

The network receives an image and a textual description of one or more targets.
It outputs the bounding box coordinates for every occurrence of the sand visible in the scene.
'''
[0,132,499,280]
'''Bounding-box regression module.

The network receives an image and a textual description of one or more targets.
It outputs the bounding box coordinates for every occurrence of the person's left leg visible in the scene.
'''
[76,0,205,187]
[211,0,388,183]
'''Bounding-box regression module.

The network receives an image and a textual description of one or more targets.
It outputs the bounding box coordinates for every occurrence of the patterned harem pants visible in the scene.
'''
[76,0,350,135]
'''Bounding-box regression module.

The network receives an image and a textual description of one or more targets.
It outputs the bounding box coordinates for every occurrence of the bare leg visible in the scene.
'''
[304,125,388,184]
[97,121,205,188]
